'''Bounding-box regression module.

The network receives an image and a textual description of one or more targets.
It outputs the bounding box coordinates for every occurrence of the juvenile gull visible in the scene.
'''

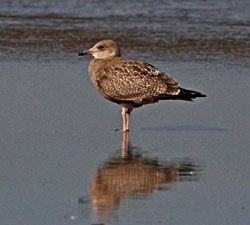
[78,39,206,131]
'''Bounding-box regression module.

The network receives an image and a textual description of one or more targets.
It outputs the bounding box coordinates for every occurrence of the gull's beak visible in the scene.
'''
[78,49,90,56]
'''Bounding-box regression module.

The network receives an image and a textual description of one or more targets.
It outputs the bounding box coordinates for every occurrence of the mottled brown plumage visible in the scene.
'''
[91,59,180,106]
[78,39,206,131]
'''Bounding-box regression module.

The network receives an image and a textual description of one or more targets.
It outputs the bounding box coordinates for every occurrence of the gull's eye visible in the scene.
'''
[98,45,105,50]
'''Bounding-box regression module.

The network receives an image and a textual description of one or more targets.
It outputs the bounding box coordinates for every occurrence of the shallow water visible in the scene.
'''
[0,0,250,59]
[1,1,250,225]
[1,55,250,225]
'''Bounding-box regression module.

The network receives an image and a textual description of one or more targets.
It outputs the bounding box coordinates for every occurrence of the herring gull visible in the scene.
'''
[78,39,206,131]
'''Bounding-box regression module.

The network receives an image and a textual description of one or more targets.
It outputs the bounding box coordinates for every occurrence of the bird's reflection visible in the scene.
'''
[87,132,199,221]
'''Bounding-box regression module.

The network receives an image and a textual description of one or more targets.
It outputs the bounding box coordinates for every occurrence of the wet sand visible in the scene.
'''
[1,0,250,59]
[1,1,250,225]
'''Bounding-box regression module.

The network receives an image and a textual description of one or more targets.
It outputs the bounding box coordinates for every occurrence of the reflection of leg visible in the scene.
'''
[121,130,129,158]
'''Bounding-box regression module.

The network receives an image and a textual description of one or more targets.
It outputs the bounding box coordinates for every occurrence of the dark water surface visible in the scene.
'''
[0,1,250,225]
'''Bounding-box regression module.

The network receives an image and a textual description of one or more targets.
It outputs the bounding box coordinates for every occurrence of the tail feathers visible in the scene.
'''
[178,88,206,101]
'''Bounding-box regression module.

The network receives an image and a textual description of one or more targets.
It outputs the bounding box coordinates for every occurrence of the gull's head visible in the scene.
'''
[78,39,121,59]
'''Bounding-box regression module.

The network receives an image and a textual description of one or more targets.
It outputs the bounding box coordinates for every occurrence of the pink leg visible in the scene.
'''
[125,109,131,131]
[121,107,127,132]
[121,107,132,132]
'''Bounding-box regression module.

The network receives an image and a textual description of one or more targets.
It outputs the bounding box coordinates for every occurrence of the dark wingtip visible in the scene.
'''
[196,93,207,98]
[178,88,207,100]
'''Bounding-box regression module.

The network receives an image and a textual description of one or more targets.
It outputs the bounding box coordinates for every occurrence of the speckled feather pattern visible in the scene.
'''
[80,39,205,131]
[89,57,180,106]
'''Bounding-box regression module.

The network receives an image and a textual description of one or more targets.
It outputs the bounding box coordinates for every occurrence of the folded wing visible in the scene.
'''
[96,61,180,105]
